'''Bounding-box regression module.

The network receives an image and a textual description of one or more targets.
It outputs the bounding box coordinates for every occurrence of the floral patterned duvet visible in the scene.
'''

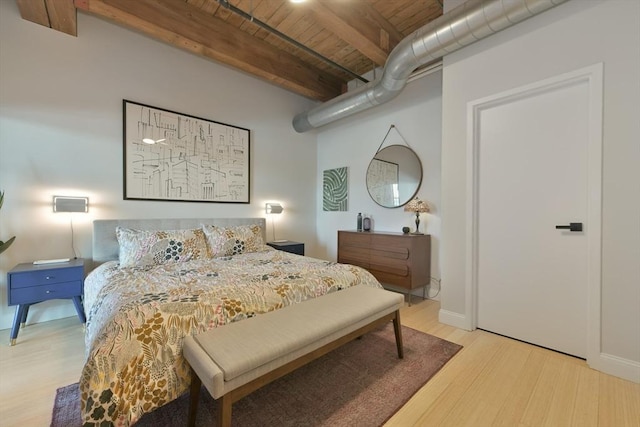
[80,247,382,426]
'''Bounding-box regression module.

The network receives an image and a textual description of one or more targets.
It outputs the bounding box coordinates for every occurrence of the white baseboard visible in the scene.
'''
[438,309,471,331]
[590,352,640,384]
[438,310,639,384]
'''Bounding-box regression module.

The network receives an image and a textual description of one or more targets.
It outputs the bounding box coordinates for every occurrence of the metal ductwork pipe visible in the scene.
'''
[293,0,568,133]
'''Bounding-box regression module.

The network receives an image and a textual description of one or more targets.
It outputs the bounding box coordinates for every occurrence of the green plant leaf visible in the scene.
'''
[1,191,15,255]
[0,236,16,255]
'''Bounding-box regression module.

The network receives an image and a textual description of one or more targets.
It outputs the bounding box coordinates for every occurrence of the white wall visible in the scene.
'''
[316,70,443,295]
[440,0,640,380]
[0,1,318,330]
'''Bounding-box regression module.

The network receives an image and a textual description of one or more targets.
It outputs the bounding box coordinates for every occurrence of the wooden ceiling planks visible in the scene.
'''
[77,0,345,99]
[16,0,443,100]
[17,0,77,36]
[16,0,50,27]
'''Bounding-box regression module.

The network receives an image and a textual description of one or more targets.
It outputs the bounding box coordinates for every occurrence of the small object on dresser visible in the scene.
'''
[363,216,371,231]
[357,212,363,231]
[402,226,410,234]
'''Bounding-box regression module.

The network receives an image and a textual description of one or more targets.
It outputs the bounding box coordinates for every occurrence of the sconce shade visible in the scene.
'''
[53,196,89,213]
[265,203,283,214]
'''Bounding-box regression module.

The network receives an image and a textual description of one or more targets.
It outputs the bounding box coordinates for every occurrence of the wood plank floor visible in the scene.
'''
[1,299,638,426]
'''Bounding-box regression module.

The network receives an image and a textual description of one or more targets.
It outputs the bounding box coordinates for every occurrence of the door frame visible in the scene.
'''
[465,63,603,366]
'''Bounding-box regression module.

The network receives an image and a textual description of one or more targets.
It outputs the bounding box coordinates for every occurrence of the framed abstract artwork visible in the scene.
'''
[123,100,250,203]
[323,167,348,211]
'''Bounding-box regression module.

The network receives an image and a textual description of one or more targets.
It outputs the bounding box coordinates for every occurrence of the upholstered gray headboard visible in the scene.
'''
[92,218,267,264]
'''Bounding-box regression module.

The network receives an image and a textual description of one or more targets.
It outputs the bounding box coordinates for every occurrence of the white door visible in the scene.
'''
[471,67,602,359]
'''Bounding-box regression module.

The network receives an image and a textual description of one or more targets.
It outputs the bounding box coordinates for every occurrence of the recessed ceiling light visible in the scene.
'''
[290,0,307,3]
[142,138,155,144]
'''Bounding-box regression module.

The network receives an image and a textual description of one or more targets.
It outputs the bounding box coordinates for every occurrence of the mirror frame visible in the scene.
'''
[366,144,423,208]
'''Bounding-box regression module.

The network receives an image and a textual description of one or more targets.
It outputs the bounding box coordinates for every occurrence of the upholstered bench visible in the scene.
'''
[183,284,405,427]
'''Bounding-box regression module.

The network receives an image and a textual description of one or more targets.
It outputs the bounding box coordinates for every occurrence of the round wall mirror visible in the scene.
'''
[366,145,423,208]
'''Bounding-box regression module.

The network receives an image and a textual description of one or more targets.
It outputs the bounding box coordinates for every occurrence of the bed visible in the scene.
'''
[80,218,382,426]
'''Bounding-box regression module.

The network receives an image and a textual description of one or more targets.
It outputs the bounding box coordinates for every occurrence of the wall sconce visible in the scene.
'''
[53,196,89,213]
[265,202,283,214]
[53,196,89,259]
[265,203,284,242]
[403,197,430,234]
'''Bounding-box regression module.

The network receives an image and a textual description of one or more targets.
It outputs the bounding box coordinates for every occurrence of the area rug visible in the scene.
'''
[51,324,461,427]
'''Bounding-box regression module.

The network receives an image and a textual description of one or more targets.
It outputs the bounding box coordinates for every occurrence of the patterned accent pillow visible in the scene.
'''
[202,224,266,257]
[116,227,210,268]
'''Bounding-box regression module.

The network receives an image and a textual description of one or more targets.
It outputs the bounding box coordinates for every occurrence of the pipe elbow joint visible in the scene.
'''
[292,113,313,133]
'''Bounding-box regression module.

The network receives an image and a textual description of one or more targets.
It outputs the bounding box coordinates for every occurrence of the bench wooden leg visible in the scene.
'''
[393,310,404,359]
[218,394,233,427]
[188,371,201,427]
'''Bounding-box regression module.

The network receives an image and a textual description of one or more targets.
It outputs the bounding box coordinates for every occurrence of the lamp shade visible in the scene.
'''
[53,196,89,213]
[265,203,283,214]
[403,197,429,213]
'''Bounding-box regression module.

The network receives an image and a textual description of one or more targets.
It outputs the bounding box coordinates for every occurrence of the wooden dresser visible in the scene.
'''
[337,230,431,303]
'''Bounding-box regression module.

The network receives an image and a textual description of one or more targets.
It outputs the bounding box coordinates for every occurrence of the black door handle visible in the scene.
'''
[555,222,583,232]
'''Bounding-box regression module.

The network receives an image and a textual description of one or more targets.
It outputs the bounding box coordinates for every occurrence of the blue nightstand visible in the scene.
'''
[7,258,86,345]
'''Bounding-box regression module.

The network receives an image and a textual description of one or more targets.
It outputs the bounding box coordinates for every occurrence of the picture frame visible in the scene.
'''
[323,166,348,211]
[123,100,250,203]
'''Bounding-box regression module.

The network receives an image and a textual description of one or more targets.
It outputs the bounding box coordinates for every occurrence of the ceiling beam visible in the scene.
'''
[16,0,49,27]
[17,0,77,36]
[307,0,402,67]
[73,0,344,100]
[359,3,405,50]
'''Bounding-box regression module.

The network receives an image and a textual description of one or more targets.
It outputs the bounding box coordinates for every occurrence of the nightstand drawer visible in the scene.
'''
[9,280,83,305]
[9,266,83,288]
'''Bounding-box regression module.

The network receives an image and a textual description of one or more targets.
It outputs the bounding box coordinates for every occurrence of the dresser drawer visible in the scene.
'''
[337,246,370,264]
[370,246,409,260]
[9,280,83,305]
[370,234,409,248]
[338,231,371,248]
[372,271,412,289]
[9,266,83,288]
[369,260,410,277]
